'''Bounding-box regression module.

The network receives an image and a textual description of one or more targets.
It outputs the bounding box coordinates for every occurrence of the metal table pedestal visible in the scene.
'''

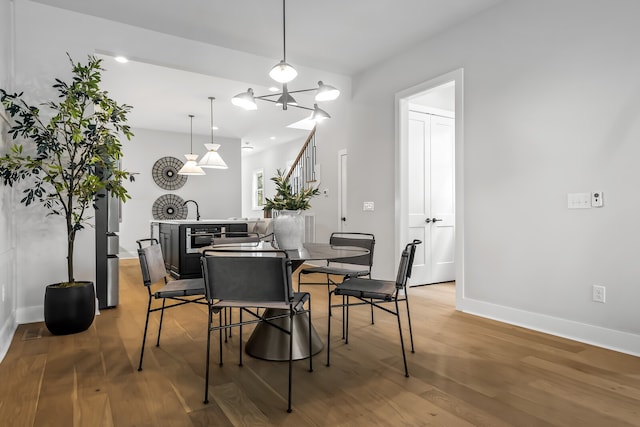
[245,309,323,361]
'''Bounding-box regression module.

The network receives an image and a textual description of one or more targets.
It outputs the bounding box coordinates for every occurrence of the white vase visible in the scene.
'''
[273,209,305,250]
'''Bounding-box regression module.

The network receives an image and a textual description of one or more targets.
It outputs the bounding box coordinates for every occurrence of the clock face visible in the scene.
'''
[152,156,187,190]
[152,194,188,220]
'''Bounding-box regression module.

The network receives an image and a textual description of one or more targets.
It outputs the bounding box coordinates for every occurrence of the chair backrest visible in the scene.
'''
[201,249,293,304]
[328,232,375,267]
[137,240,168,287]
[395,240,422,289]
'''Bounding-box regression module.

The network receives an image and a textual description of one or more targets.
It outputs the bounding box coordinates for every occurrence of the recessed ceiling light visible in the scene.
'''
[268,86,279,92]
[270,136,276,140]
[211,126,219,130]
[242,142,254,151]
[114,56,129,63]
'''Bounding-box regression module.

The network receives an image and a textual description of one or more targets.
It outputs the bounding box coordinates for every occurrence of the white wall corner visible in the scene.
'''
[458,297,640,357]
[0,311,17,363]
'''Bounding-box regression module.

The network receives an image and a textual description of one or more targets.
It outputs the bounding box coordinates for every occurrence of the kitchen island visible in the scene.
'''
[150,219,259,279]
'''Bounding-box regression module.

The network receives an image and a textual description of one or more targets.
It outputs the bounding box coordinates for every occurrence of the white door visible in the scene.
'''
[407,110,455,284]
[338,149,347,232]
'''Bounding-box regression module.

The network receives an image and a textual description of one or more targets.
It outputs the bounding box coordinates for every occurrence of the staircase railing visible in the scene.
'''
[285,125,317,195]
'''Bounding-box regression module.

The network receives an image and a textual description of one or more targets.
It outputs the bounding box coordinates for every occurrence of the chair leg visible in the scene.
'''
[204,307,213,404]
[326,291,332,367]
[395,299,409,377]
[287,308,294,413]
[307,297,313,373]
[138,297,152,371]
[404,294,415,353]
[218,312,224,367]
[156,298,167,347]
[239,309,243,367]
[370,298,375,325]
[345,296,350,344]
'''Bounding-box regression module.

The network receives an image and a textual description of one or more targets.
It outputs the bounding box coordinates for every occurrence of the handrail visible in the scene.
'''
[284,125,316,182]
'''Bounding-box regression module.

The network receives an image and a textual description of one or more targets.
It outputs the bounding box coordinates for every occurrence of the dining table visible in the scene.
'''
[200,241,370,361]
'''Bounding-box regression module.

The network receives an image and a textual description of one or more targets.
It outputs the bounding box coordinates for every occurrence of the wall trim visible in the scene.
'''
[459,297,640,357]
[0,311,17,363]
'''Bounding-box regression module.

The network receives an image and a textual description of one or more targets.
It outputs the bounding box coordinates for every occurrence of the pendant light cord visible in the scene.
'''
[209,97,215,143]
[189,114,194,154]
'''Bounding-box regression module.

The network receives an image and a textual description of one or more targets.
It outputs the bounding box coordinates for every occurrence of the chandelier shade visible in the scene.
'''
[231,88,258,110]
[269,60,297,83]
[315,81,340,102]
[309,104,331,122]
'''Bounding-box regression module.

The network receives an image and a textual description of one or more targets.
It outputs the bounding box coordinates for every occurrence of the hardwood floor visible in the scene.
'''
[1,259,639,426]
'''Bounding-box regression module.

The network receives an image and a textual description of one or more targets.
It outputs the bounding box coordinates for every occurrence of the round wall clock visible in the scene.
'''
[152,156,187,190]
[152,194,188,220]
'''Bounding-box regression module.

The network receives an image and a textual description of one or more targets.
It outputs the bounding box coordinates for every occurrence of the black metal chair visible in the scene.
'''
[298,233,375,292]
[136,238,206,371]
[326,239,422,377]
[201,248,313,413]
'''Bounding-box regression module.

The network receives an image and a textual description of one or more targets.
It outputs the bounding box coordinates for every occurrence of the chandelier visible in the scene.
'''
[232,0,339,121]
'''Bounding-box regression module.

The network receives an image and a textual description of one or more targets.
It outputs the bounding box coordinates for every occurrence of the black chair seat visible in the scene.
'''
[334,277,395,301]
[210,292,310,311]
[155,278,204,298]
[300,265,370,278]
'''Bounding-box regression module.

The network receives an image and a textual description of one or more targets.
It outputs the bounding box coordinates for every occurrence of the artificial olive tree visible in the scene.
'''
[0,55,134,284]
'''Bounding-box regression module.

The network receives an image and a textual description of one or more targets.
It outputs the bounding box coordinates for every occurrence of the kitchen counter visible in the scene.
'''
[149,219,261,279]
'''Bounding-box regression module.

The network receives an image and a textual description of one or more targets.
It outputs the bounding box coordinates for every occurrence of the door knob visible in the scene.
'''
[341,217,346,222]
[424,218,432,223]
[432,218,443,222]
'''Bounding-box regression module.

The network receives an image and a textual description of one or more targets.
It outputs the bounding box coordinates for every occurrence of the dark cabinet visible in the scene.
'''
[157,222,248,279]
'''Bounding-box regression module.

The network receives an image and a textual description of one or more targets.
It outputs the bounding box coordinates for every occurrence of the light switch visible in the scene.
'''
[363,201,375,211]
[568,193,591,209]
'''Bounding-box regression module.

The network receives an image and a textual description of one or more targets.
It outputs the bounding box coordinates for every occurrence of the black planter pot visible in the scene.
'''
[44,281,96,335]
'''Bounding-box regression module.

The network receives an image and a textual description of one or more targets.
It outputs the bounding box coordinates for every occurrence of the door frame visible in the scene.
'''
[337,149,347,232]
[395,68,464,308]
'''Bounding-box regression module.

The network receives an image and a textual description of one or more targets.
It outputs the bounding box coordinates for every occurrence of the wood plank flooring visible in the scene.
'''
[1,259,639,426]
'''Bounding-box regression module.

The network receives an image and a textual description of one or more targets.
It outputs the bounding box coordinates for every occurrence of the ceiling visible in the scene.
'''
[32,0,504,150]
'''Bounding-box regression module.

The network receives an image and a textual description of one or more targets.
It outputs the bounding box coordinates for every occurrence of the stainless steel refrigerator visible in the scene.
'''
[95,189,119,309]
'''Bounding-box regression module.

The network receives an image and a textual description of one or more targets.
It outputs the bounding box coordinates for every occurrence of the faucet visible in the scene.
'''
[183,200,200,221]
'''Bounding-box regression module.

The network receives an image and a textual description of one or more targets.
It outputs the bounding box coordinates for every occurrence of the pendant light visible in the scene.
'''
[231,0,339,120]
[198,97,228,169]
[178,114,205,176]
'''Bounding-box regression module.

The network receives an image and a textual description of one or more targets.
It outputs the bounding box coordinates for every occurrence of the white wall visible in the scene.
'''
[120,128,242,257]
[8,0,351,331]
[349,0,640,354]
[0,0,17,361]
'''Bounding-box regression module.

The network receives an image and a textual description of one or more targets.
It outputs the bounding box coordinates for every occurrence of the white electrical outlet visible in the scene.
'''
[591,191,603,207]
[363,201,375,211]
[592,285,606,303]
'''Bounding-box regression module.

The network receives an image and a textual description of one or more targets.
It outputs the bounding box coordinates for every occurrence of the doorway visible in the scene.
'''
[396,69,464,305]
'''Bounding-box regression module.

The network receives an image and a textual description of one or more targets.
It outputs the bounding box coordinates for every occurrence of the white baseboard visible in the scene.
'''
[16,305,44,325]
[0,312,17,363]
[458,297,640,357]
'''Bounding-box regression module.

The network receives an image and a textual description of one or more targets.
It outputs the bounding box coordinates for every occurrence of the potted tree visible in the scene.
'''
[0,55,134,335]
[264,169,319,249]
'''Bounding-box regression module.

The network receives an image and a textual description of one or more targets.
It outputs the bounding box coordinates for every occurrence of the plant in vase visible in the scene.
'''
[0,54,134,335]
[264,169,320,249]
